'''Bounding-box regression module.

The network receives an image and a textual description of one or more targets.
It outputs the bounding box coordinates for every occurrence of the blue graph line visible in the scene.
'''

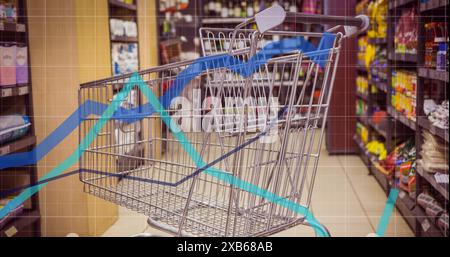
[0,34,336,235]
[0,33,335,170]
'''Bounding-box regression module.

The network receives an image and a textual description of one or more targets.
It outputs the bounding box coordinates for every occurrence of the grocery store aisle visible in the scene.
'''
[102,146,413,237]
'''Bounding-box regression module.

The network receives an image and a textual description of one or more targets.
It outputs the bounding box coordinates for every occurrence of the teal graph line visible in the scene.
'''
[376,188,399,236]
[0,74,137,220]
[135,75,329,237]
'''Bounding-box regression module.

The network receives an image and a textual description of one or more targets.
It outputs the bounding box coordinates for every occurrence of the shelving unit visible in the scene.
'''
[355,0,448,237]
[107,0,140,76]
[0,0,41,237]
[415,0,448,237]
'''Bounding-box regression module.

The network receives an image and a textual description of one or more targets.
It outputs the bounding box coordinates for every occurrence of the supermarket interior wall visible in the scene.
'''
[25,0,159,236]
[27,0,89,236]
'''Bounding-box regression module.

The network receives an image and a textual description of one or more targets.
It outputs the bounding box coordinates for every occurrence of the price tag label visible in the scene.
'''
[5,226,18,237]
[18,86,29,95]
[421,219,431,232]
[0,145,11,156]
[16,24,26,32]
[1,88,13,98]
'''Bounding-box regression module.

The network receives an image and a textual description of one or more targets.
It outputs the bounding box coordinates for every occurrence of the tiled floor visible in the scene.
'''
[102,146,413,237]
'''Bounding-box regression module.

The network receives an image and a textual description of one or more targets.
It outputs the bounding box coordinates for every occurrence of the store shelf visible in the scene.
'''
[0,21,26,33]
[108,0,137,11]
[368,119,388,138]
[416,162,449,201]
[395,189,417,231]
[356,92,368,101]
[0,84,30,98]
[418,67,449,83]
[110,35,138,43]
[368,37,387,45]
[202,17,246,25]
[418,116,449,143]
[356,65,367,73]
[354,136,390,192]
[388,52,418,63]
[0,210,40,237]
[389,0,417,10]
[0,136,36,157]
[387,106,416,131]
[414,206,447,237]
[370,79,389,93]
[420,0,449,12]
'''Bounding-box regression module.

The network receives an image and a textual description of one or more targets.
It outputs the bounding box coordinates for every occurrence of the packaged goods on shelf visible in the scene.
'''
[367,0,387,39]
[419,131,449,174]
[366,140,387,161]
[369,45,388,80]
[0,0,17,22]
[0,43,17,86]
[356,76,369,96]
[417,192,448,232]
[356,122,369,143]
[380,139,415,176]
[0,44,29,86]
[437,213,449,231]
[110,19,138,38]
[391,70,417,121]
[424,22,448,70]
[394,6,418,54]
[111,43,139,76]
[356,99,367,117]
[0,114,31,144]
[424,99,449,129]
[15,45,28,84]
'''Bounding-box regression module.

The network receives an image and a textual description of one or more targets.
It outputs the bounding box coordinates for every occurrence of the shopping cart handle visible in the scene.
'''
[254,3,286,33]
[284,12,370,37]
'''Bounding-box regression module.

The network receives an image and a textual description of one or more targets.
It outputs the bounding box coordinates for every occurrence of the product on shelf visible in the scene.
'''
[437,212,449,231]
[159,0,188,12]
[0,0,17,22]
[0,196,24,230]
[380,139,415,177]
[15,45,28,84]
[417,192,448,231]
[111,43,139,76]
[391,70,417,121]
[110,19,138,38]
[367,0,387,39]
[418,131,449,174]
[0,114,31,144]
[356,99,367,117]
[424,99,449,129]
[356,122,369,143]
[356,76,369,96]
[366,140,387,161]
[357,36,370,67]
[0,43,17,86]
[424,22,448,70]
[394,6,418,54]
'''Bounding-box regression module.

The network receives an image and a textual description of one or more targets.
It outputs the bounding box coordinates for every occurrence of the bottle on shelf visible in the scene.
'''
[208,0,216,16]
[253,0,261,14]
[241,2,247,18]
[203,1,210,17]
[215,0,222,17]
[234,0,241,18]
[247,0,254,17]
[227,1,234,18]
[221,0,228,18]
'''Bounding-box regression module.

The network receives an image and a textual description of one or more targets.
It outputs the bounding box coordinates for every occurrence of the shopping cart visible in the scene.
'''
[78,4,368,237]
